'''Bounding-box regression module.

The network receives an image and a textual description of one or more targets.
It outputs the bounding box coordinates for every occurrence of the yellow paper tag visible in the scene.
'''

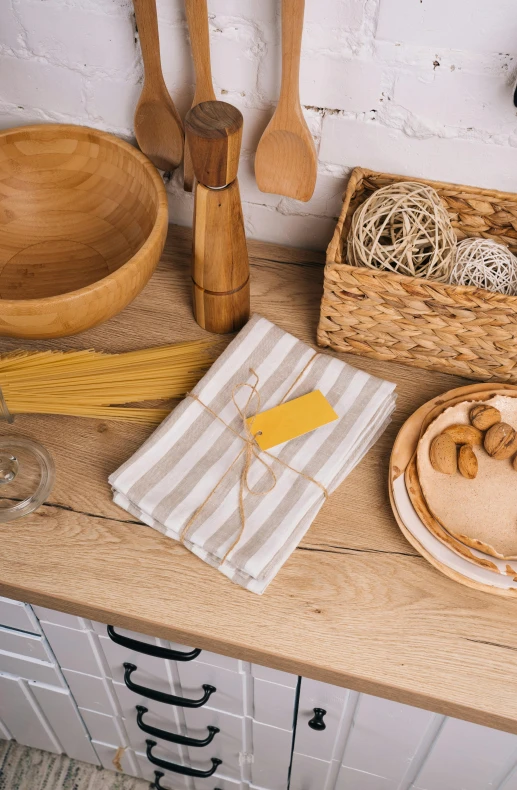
[247,390,338,451]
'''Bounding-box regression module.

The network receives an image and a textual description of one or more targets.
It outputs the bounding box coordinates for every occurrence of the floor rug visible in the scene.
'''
[0,741,150,790]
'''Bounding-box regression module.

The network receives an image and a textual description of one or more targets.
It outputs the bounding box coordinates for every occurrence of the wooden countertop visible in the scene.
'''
[1,226,516,734]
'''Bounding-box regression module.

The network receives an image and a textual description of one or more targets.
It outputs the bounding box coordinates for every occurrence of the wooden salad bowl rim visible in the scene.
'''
[0,123,168,306]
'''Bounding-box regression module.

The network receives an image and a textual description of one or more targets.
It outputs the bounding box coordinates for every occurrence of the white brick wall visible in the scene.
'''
[1,0,516,251]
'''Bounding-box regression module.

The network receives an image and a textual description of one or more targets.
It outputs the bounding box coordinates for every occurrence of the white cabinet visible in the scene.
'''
[176,660,247,717]
[7,595,517,790]
[250,720,292,790]
[0,674,98,764]
[291,679,517,790]
[0,600,294,789]
[0,674,61,754]
[0,625,54,662]
[29,682,100,764]
[411,717,517,790]
[0,596,40,634]
[39,621,107,677]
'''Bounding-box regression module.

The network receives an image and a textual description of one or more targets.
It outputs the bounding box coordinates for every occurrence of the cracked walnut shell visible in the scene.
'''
[470,404,501,431]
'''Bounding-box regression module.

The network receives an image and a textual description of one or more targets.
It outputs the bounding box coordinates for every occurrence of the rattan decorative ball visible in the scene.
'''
[347,181,457,281]
[450,238,517,295]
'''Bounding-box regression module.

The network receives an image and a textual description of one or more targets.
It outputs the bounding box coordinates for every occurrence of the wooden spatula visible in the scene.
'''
[255,0,317,202]
[183,0,217,192]
[133,0,184,172]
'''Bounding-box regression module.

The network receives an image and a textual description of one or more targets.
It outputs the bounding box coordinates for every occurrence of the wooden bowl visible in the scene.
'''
[0,124,168,338]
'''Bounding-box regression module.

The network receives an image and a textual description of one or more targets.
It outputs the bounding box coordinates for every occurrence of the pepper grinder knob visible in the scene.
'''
[185,101,243,188]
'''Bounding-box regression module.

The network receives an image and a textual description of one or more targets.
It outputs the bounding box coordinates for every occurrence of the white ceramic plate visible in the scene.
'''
[392,474,517,593]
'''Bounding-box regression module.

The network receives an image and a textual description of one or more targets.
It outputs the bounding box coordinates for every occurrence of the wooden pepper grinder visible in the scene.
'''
[185,101,250,334]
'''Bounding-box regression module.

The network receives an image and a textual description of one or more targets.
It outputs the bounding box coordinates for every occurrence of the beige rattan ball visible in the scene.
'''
[347,181,457,281]
[450,238,517,295]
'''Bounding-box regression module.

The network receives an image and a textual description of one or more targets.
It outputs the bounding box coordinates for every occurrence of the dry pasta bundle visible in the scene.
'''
[0,340,217,424]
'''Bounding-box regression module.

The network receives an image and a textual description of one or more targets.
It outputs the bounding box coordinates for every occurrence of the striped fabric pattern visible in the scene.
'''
[110,315,396,593]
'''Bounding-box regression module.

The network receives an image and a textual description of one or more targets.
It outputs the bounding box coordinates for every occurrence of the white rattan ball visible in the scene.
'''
[450,238,517,295]
[347,181,457,281]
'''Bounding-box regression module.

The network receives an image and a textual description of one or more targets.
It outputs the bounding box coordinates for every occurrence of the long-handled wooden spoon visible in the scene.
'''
[133,0,184,172]
[255,0,317,202]
[183,0,217,191]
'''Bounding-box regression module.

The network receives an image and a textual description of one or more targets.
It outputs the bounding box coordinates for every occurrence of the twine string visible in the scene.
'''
[179,354,328,564]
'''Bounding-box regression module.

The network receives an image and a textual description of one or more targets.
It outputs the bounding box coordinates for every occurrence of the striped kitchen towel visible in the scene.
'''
[110,315,396,593]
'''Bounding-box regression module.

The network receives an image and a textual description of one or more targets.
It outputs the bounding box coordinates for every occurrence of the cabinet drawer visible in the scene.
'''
[112,679,182,731]
[115,680,244,783]
[0,649,63,686]
[177,661,246,717]
[0,626,54,662]
[0,674,61,754]
[130,726,241,784]
[29,682,99,765]
[92,741,141,778]
[169,639,243,673]
[99,634,177,691]
[63,669,120,716]
[250,720,292,790]
[99,624,183,655]
[183,707,246,781]
[39,622,106,676]
[80,708,127,747]
[252,663,297,689]
[135,749,195,789]
[99,623,242,673]
[0,597,40,634]
[252,677,295,731]
[0,674,98,764]
[91,620,110,636]
[122,708,184,765]
[294,678,349,762]
[33,605,92,631]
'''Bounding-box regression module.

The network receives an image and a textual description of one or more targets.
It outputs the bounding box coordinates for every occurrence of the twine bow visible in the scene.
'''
[180,358,328,564]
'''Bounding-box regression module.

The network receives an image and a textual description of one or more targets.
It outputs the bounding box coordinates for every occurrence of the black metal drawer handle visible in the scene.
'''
[146,740,222,778]
[123,663,215,708]
[136,705,219,747]
[152,771,222,790]
[107,626,201,661]
[308,708,327,730]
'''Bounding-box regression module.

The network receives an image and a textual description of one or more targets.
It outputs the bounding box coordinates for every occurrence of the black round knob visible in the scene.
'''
[308,708,327,730]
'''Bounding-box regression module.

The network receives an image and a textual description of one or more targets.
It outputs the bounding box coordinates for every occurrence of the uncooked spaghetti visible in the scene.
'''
[0,340,217,424]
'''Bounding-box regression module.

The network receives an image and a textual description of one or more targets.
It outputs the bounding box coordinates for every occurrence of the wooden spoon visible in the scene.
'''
[183,0,217,192]
[133,0,184,172]
[255,0,317,202]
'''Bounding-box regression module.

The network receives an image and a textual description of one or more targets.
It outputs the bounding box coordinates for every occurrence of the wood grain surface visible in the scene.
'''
[186,101,243,188]
[255,0,317,201]
[0,124,168,339]
[183,0,217,192]
[133,0,184,172]
[192,180,250,333]
[187,103,249,333]
[2,226,517,734]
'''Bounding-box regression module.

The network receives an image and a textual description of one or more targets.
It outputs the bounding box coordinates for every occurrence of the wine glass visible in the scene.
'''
[0,389,55,522]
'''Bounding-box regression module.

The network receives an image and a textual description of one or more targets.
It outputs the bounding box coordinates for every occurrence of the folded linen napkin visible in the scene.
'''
[110,315,396,593]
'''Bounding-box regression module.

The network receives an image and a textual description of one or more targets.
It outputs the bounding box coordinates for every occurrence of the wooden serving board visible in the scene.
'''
[389,383,517,597]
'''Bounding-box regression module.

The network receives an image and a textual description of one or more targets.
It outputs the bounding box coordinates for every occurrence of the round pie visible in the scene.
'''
[416,394,517,559]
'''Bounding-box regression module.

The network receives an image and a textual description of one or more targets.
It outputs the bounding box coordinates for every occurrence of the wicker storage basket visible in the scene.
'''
[317,168,517,382]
